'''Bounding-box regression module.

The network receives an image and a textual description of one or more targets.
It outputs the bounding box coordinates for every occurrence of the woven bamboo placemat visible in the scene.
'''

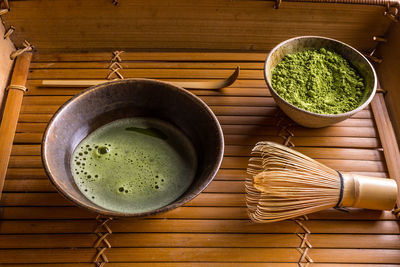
[1,51,399,266]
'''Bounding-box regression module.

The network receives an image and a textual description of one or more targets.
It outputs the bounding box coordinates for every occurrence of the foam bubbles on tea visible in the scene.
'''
[71,117,197,213]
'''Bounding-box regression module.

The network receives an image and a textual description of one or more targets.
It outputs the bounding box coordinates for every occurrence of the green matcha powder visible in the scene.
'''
[271,48,365,114]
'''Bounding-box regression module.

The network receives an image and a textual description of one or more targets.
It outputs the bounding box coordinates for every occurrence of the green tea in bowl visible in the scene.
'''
[71,117,197,214]
[264,36,377,128]
[271,48,365,115]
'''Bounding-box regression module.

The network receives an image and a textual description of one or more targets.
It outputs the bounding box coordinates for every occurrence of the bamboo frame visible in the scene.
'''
[370,92,400,208]
[1,46,400,264]
[0,52,32,199]
[1,1,392,53]
[280,0,399,6]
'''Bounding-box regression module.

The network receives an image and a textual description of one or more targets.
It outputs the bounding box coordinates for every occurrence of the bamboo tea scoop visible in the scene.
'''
[41,66,240,89]
[246,141,398,223]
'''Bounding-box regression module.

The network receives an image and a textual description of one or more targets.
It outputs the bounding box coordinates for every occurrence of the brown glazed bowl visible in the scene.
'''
[42,79,224,217]
[264,36,377,128]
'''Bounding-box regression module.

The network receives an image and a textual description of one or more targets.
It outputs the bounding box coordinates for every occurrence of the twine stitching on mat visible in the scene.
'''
[93,215,113,266]
[94,247,109,264]
[278,126,295,148]
[274,0,282,8]
[296,248,313,265]
[274,0,400,9]
[92,50,126,266]
[94,232,112,248]
[0,0,9,9]
[373,36,388,42]
[294,217,311,234]
[275,111,295,148]
[10,40,34,60]
[0,0,9,15]
[6,84,28,93]
[111,50,124,62]
[1,5,34,58]
[274,112,314,266]
[293,217,313,266]
[384,3,399,22]
[296,233,312,248]
[363,48,383,64]
[94,216,113,234]
[3,25,14,39]
[106,51,124,80]
[106,62,124,80]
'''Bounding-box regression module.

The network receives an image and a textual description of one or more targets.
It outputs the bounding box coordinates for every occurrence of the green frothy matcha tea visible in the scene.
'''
[71,117,197,213]
[271,48,365,114]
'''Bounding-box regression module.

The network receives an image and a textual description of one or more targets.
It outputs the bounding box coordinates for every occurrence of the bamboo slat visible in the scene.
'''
[25,105,289,117]
[7,156,386,172]
[0,264,308,267]
[21,95,276,106]
[223,135,380,147]
[20,105,281,115]
[16,113,374,127]
[15,122,376,136]
[0,247,400,263]
[4,176,387,193]
[0,169,244,181]
[5,168,47,179]
[1,192,398,221]
[12,132,380,148]
[0,265,394,267]
[376,23,400,142]
[10,144,384,160]
[221,157,386,171]
[18,104,372,119]
[5,168,387,181]
[217,116,375,127]
[2,1,390,52]
[1,233,399,249]
[371,93,400,208]
[1,219,399,234]
[0,180,243,193]
[12,132,374,146]
[31,52,268,62]
[0,206,397,220]
[4,179,55,191]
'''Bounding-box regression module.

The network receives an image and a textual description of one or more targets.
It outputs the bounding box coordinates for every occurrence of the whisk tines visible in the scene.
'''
[246,141,341,223]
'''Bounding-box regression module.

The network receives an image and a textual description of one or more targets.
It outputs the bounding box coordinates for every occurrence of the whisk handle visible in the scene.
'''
[341,174,398,210]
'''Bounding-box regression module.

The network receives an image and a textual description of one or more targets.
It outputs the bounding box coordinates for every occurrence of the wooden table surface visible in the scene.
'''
[1,52,399,266]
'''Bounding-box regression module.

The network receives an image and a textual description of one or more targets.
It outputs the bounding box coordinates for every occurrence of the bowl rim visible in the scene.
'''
[41,78,224,217]
[264,35,377,118]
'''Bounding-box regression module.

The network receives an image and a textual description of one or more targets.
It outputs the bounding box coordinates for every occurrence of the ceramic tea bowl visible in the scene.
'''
[264,36,377,128]
[42,79,224,217]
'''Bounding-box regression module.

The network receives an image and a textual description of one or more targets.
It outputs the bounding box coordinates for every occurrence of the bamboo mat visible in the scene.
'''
[1,52,400,266]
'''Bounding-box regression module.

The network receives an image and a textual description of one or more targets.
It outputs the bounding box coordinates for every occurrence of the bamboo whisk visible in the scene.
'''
[246,141,398,223]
